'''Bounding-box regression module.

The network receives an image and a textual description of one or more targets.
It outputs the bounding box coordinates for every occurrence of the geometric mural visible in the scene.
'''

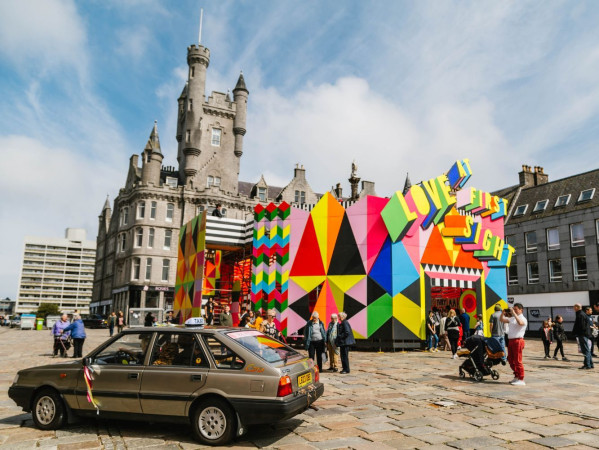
[174,211,206,323]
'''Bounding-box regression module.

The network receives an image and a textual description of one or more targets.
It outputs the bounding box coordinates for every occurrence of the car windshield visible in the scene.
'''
[226,330,301,364]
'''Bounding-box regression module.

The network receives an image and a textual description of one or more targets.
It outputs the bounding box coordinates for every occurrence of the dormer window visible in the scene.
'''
[513,205,528,217]
[258,187,267,202]
[207,176,220,188]
[211,128,221,146]
[577,188,595,203]
[533,200,548,213]
[555,194,570,208]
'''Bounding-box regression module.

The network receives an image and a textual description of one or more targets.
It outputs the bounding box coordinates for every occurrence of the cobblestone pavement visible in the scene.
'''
[0,327,598,449]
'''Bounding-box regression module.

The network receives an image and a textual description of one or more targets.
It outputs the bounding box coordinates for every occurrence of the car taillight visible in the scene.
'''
[277,375,292,397]
[314,365,319,383]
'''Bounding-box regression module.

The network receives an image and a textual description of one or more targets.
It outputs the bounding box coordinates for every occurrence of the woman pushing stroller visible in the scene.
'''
[51,314,71,357]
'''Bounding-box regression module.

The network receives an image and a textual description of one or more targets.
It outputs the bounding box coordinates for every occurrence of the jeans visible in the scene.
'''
[508,338,525,380]
[579,336,594,368]
[308,340,325,371]
[448,329,459,355]
[427,333,438,350]
[72,338,85,358]
[554,338,565,358]
[543,340,551,357]
[340,345,350,373]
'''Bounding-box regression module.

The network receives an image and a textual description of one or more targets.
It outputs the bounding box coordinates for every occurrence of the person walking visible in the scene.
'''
[446,310,461,358]
[489,304,506,362]
[540,320,553,359]
[439,312,451,351]
[459,308,471,340]
[500,303,527,385]
[552,315,569,361]
[204,298,215,325]
[304,311,327,372]
[108,312,116,336]
[426,310,439,352]
[572,303,593,369]
[62,313,86,358]
[51,314,71,357]
[219,304,233,327]
[260,309,282,340]
[327,313,340,371]
[117,311,125,333]
[337,312,355,374]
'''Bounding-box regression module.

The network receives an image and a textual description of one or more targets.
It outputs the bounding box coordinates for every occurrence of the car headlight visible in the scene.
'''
[12,374,19,385]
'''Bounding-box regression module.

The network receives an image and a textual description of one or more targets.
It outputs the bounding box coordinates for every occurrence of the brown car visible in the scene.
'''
[9,326,323,445]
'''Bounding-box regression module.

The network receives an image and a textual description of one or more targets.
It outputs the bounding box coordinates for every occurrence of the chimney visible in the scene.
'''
[534,166,548,185]
[360,180,376,197]
[334,183,343,199]
[293,164,306,181]
[518,164,535,187]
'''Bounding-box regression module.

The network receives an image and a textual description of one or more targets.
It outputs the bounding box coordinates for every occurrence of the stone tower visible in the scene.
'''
[141,121,163,186]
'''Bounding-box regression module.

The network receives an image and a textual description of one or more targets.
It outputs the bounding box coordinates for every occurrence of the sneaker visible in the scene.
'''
[511,379,526,386]
[562,357,570,361]
[452,354,457,359]
[434,348,439,352]
[553,356,558,360]
[544,356,549,359]
[509,377,519,384]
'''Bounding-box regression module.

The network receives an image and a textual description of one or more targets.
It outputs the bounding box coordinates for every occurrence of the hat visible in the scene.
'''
[311,311,319,318]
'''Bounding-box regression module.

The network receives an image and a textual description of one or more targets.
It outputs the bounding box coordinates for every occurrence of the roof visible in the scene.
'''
[503,168,599,224]
[238,180,284,200]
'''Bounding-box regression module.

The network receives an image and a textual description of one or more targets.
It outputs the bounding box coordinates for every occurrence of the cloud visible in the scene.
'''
[115,26,153,63]
[0,0,87,78]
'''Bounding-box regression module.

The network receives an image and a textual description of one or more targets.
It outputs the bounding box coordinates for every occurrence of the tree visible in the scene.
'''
[36,303,61,319]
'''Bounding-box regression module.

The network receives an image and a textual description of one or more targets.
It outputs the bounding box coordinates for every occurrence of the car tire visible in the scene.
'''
[31,388,67,430]
[191,398,236,446]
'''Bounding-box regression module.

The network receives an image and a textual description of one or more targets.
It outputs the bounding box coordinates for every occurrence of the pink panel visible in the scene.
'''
[347,198,368,269]
[285,307,307,336]
[348,307,367,338]
[288,278,307,305]
[289,208,309,265]
[345,275,367,306]
[366,196,390,272]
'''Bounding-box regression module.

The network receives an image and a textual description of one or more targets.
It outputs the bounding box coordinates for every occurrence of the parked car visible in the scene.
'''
[8,325,323,445]
[10,317,21,328]
[81,314,107,329]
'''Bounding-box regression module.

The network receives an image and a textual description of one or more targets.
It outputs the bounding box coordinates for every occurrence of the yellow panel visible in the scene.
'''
[290,275,326,294]
[280,271,289,285]
[256,226,265,240]
[327,275,366,293]
[328,278,345,312]
[393,292,423,339]
[282,225,290,239]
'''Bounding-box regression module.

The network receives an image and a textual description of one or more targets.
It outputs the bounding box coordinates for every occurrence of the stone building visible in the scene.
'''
[92,39,377,316]
[495,165,599,332]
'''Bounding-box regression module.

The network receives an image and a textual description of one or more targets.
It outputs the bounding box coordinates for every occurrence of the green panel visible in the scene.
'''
[367,293,393,336]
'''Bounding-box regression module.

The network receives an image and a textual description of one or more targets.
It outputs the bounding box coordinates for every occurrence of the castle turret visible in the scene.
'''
[141,121,164,186]
[232,72,249,158]
[180,44,210,185]
[176,82,188,163]
[98,195,111,237]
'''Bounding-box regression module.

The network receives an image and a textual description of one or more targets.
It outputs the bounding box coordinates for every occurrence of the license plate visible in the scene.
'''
[298,372,312,388]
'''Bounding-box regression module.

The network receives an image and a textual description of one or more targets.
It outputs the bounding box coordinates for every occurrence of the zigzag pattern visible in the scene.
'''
[251,202,291,334]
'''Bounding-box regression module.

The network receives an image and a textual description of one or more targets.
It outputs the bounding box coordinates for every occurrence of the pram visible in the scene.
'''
[458,335,505,382]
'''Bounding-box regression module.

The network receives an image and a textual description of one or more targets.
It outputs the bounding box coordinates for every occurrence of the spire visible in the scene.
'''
[145,120,162,154]
[102,195,111,212]
[178,82,188,100]
[225,89,231,102]
[402,173,412,195]
[233,71,248,94]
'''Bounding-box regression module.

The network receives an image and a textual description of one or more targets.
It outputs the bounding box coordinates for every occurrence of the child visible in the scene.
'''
[540,320,553,359]
[552,315,569,361]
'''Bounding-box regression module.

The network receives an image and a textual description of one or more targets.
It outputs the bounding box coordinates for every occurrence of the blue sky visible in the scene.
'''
[1,0,599,298]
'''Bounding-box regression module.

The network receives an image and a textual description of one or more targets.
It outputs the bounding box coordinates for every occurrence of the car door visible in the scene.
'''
[76,332,153,413]
[139,332,209,416]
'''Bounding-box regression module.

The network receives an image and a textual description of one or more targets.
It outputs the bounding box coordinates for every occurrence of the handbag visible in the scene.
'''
[321,351,328,364]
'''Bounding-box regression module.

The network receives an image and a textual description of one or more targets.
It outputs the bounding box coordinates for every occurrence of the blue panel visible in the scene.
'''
[485,266,507,299]
[369,236,392,294]
[391,240,421,296]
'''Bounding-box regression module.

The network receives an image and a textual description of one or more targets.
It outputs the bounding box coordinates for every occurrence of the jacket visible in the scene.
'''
[459,313,470,331]
[553,322,567,341]
[336,320,356,347]
[63,319,86,339]
[327,321,339,346]
[304,320,327,349]
[572,310,585,337]
[583,314,595,339]
[52,320,71,339]
[219,312,233,327]
[540,326,553,342]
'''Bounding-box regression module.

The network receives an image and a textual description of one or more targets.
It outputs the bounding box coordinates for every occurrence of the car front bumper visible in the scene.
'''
[8,385,35,411]
[230,382,324,425]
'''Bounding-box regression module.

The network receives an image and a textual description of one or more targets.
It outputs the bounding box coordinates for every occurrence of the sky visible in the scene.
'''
[1,0,599,299]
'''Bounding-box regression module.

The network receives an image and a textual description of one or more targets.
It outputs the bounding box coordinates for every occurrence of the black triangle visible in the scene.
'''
[289,290,315,319]
[400,278,421,308]
[484,284,501,310]
[368,317,393,341]
[343,293,365,320]
[391,316,420,340]
[367,276,388,305]
[192,220,198,250]
[180,224,187,253]
[328,213,365,275]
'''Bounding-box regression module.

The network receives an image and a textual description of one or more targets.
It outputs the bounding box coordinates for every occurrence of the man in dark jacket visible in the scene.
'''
[573,303,594,370]
[460,309,471,340]
[336,312,356,374]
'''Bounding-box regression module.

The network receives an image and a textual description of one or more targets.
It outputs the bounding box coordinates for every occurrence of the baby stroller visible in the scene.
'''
[458,335,505,382]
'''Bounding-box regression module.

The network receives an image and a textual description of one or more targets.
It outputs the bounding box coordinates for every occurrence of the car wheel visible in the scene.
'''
[191,398,235,446]
[32,388,66,430]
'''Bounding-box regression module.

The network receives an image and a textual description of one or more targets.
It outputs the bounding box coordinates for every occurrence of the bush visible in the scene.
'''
[36,303,61,319]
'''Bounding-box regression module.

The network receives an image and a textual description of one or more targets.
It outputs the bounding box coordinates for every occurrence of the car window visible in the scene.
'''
[93,333,153,365]
[149,333,209,367]
[226,330,302,364]
[203,336,245,370]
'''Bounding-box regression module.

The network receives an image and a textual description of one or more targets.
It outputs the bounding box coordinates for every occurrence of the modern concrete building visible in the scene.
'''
[495,165,599,331]
[16,229,96,315]
[91,36,379,317]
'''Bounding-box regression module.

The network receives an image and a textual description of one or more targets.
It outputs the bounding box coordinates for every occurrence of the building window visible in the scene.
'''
[190,66,195,78]
[505,235,516,254]
[213,177,221,186]
[573,256,587,281]
[146,229,154,249]
[121,207,129,226]
[207,176,213,187]
[135,228,143,247]
[132,258,141,280]
[166,203,174,222]
[137,202,145,219]
[258,187,267,202]
[186,130,191,143]
[546,227,560,251]
[549,259,562,282]
[162,259,170,282]
[596,220,599,244]
[533,200,548,213]
[164,230,172,250]
[555,194,570,208]
[211,128,221,146]
[294,190,306,204]
[188,98,193,111]
[508,263,518,285]
[165,177,178,188]
[150,201,157,219]
[119,234,127,252]
[527,262,539,284]
[577,188,595,203]
[525,231,537,253]
[196,205,205,215]
[570,223,584,247]
[145,258,152,281]
[513,205,528,217]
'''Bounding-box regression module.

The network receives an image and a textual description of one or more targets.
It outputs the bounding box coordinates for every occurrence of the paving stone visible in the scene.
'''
[357,422,399,434]
[417,433,453,445]
[379,436,427,449]
[399,426,443,437]
[445,435,506,449]
[530,436,579,448]
[563,433,599,448]
[311,437,372,449]
[362,431,405,442]
[494,430,541,441]
[531,414,577,426]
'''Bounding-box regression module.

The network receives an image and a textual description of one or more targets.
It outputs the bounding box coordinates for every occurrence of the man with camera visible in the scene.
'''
[500,303,527,386]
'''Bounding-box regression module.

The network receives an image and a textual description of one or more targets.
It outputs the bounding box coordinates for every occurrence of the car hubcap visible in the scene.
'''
[36,396,56,425]
[199,406,226,439]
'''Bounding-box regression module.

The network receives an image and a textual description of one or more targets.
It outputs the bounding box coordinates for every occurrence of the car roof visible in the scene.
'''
[121,326,240,335]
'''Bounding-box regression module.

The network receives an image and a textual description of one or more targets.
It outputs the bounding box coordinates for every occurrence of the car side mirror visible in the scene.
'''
[82,357,91,366]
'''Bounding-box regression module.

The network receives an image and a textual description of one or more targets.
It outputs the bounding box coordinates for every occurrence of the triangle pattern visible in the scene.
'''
[328,213,365,275]
[369,236,392,294]
[421,226,453,267]
[289,215,325,276]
